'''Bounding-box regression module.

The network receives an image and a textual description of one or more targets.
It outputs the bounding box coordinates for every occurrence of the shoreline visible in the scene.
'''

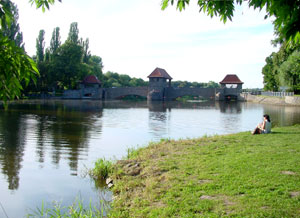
[106,125,300,217]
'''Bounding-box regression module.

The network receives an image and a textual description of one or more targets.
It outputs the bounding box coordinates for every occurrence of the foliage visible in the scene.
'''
[0,0,23,47]
[28,0,62,12]
[27,22,104,93]
[0,35,38,102]
[0,0,39,103]
[67,22,79,44]
[110,125,300,217]
[90,158,114,180]
[36,29,45,63]
[101,71,148,88]
[161,0,300,45]
[27,199,104,218]
[262,42,300,93]
[49,27,61,58]
[172,80,220,88]
[279,50,300,93]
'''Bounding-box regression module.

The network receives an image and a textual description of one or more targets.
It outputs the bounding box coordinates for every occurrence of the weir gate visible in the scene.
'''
[63,68,244,101]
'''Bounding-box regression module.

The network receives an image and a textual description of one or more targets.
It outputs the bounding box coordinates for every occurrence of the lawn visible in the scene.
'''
[109,125,300,217]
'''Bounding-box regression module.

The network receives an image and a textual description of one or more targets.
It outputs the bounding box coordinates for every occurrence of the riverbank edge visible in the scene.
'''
[105,125,300,217]
[243,94,300,106]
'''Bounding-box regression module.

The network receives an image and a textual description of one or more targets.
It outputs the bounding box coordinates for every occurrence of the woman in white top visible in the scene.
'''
[252,114,271,135]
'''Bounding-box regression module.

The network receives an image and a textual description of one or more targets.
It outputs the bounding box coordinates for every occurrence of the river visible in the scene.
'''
[0,100,300,217]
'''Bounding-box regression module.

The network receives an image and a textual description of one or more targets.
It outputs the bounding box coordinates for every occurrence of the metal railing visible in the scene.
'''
[261,91,294,97]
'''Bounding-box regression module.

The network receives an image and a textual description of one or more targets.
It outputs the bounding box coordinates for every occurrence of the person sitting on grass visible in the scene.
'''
[252,114,272,135]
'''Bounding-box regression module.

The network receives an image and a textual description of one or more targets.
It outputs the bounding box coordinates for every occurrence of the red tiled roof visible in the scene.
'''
[82,75,101,84]
[220,74,243,84]
[147,67,172,79]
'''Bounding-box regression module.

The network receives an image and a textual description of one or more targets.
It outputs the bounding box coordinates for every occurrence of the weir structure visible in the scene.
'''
[63,68,244,101]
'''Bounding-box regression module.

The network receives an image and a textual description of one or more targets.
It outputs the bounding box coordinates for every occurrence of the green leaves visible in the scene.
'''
[0,35,39,103]
[29,0,62,12]
[161,0,190,12]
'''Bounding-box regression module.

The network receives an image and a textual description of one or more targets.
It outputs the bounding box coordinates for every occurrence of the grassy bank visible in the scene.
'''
[107,125,300,217]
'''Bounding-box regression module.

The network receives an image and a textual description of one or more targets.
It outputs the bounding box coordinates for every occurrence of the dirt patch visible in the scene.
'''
[200,195,215,200]
[199,179,213,184]
[290,191,300,198]
[281,171,296,175]
[117,160,142,176]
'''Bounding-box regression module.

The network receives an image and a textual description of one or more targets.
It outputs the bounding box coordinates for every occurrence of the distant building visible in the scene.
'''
[80,75,101,89]
[219,74,243,89]
[148,67,172,88]
[218,74,244,101]
[63,75,103,99]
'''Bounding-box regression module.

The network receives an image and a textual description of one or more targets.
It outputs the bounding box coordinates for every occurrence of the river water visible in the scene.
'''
[0,100,300,217]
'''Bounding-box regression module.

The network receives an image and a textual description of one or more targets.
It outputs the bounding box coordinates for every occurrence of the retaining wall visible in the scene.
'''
[243,94,300,106]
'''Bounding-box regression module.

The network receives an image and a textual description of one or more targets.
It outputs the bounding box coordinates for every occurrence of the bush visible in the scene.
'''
[90,158,113,180]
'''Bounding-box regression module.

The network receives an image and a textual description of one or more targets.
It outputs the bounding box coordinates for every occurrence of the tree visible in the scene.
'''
[81,38,91,64]
[279,50,300,93]
[36,29,45,63]
[0,0,23,47]
[49,27,61,57]
[161,0,300,45]
[55,41,83,89]
[0,0,38,103]
[0,36,38,102]
[67,22,79,44]
[262,53,279,91]
[88,55,103,79]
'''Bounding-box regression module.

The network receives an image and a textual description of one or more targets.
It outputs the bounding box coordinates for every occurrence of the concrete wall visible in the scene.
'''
[243,93,300,106]
[63,87,103,99]
[105,87,148,99]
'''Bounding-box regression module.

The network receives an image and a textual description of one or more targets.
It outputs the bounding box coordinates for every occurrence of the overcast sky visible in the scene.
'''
[12,0,278,88]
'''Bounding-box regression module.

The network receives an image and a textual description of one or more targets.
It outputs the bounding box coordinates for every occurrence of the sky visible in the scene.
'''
[12,0,278,88]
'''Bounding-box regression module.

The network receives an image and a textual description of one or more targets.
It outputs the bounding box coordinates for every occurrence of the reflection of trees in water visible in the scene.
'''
[263,105,300,127]
[40,101,104,174]
[0,100,103,183]
[0,111,26,190]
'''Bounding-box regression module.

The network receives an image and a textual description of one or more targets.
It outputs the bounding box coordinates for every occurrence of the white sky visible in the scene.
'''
[12,0,278,88]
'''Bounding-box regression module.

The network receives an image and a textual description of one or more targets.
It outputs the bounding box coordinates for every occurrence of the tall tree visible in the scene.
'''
[262,53,279,91]
[49,27,61,57]
[36,29,45,63]
[55,41,83,89]
[0,0,23,47]
[81,38,91,64]
[67,22,79,44]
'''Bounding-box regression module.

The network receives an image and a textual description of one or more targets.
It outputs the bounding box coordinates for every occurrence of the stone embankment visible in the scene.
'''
[242,93,300,106]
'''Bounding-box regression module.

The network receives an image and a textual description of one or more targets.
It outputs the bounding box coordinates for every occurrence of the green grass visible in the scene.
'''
[27,199,104,218]
[108,125,300,217]
[89,158,114,180]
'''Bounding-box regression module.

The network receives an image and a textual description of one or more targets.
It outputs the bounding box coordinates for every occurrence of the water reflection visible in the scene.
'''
[217,101,242,114]
[148,102,171,139]
[263,104,300,127]
[0,111,26,190]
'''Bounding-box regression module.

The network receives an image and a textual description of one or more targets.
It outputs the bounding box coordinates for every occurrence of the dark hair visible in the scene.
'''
[263,114,270,122]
